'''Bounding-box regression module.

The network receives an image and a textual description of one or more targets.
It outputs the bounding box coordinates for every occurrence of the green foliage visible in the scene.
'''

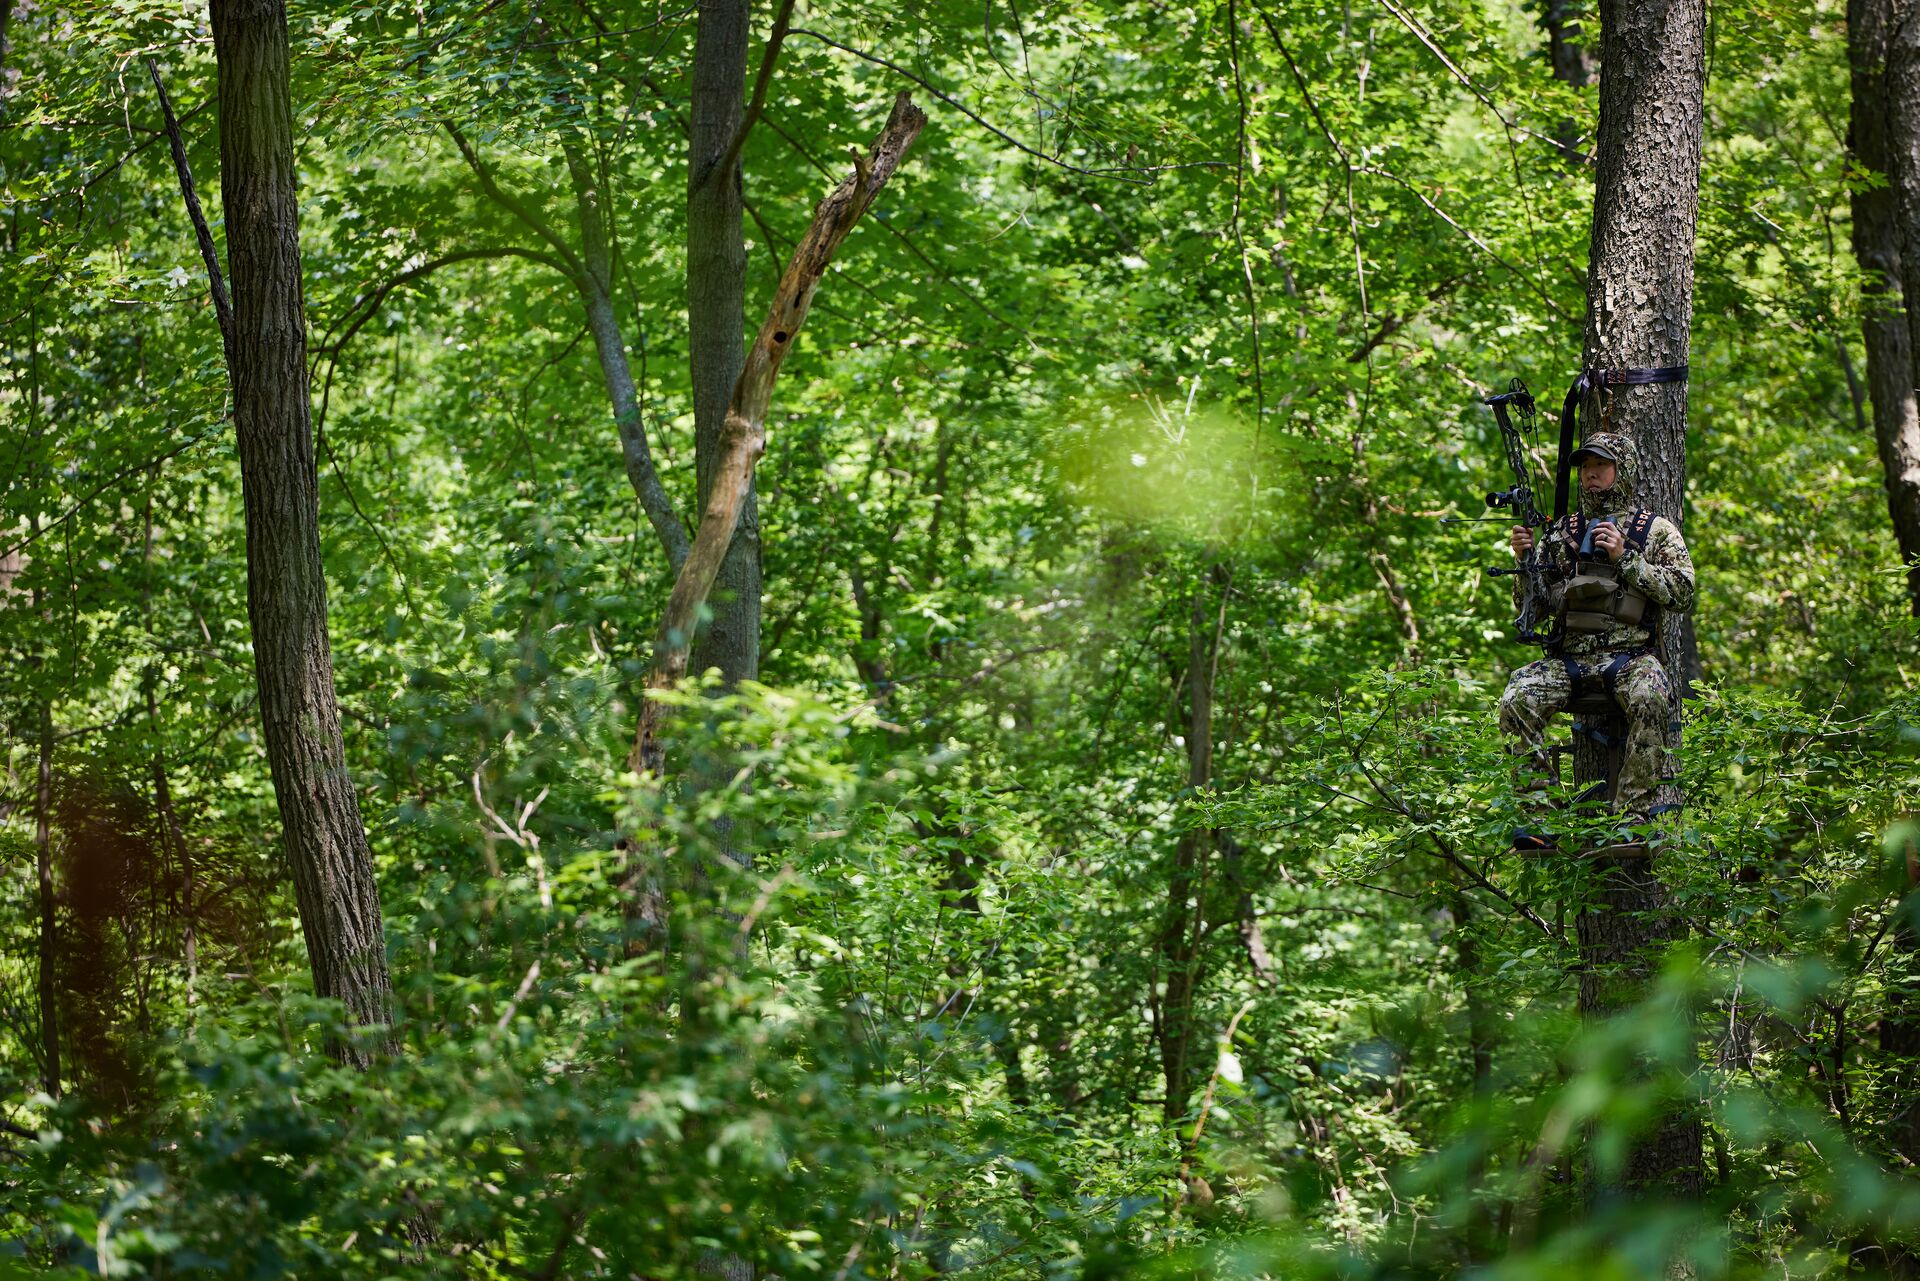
[3,0,1919,1274]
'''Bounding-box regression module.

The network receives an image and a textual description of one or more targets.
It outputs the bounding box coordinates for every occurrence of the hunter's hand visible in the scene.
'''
[1592,522,1625,563]
[1510,526,1534,558]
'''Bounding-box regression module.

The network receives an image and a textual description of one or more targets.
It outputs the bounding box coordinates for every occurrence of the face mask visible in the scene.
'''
[1579,481,1626,518]
[1573,435,1636,517]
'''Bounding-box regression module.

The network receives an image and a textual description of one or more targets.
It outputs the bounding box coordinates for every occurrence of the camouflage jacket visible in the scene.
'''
[1513,510,1695,657]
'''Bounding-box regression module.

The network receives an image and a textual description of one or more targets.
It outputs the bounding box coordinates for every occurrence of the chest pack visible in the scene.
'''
[1548,509,1658,635]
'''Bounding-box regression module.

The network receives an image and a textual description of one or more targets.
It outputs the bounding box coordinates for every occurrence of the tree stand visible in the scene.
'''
[1568,694,1653,859]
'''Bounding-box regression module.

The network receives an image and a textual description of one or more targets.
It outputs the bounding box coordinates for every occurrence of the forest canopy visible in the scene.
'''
[1,0,1918,1276]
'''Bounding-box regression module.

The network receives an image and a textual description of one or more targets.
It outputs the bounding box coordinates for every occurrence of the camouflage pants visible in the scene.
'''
[1496,650,1678,822]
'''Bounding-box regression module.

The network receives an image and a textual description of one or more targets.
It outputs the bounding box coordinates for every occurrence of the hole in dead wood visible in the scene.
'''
[774,331,789,343]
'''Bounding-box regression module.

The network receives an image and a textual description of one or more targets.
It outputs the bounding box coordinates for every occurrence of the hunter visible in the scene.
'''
[1497,430,1695,852]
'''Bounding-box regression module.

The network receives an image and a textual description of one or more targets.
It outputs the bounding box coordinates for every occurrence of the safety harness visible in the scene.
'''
[1552,507,1659,635]
[1552,364,1688,521]
[1545,507,1661,719]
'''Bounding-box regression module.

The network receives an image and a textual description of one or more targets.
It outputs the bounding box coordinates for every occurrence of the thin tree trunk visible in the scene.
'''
[1538,0,1596,163]
[683,14,771,1237]
[210,0,393,1062]
[1571,0,1706,1200]
[23,338,56,1098]
[143,494,195,1004]
[1869,0,1920,614]
[687,0,760,687]
[1540,0,1597,86]
[565,139,692,572]
[1157,561,1228,1129]
[440,118,689,569]
[34,634,59,1099]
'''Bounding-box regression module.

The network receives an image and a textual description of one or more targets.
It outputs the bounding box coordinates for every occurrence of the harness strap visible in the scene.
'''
[1625,508,1655,553]
[1601,650,1640,700]
[1559,656,1584,703]
[1573,720,1617,747]
[1554,366,1689,520]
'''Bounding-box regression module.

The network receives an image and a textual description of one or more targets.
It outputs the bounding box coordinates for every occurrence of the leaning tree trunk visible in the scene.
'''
[1875,0,1920,614]
[1570,0,1707,1201]
[687,0,760,688]
[211,0,393,1063]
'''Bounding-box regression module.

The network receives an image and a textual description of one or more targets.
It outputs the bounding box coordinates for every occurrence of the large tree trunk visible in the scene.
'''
[687,0,759,687]
[211,0,393,1062]
[1570,0,1707,1201]
[1852,0,1920,1215]
[1874,0,1920,614]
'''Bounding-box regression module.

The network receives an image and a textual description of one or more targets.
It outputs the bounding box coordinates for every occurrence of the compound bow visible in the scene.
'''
[1465,379,1558,647]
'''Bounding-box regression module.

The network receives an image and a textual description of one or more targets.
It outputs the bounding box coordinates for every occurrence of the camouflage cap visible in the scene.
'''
[1570,433,1627,466]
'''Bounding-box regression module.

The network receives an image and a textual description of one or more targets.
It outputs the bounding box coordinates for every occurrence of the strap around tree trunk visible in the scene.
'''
[1552,364,1689,520]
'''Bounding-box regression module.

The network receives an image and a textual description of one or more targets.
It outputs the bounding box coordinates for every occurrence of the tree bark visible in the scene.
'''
[210,0,393,1062]
[1571,0,1706,1200]
[629,93,926,776]
[1869,0,1920,614]
[1855,5,1920,1214]
[687,0,760,686]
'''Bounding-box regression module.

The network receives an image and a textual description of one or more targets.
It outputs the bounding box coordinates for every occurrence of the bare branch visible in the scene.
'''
[146,58,232,351]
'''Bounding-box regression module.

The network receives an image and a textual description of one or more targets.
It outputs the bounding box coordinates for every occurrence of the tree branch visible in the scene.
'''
[0,431,220,564]
[312,246,572,367]
[442,121,589,284]
[787,29,1176,184]
[1356,164,1571,321]
[564,137,691,568]
[146,58,233,352]
[708,0,797,188]
[629,92,928,775]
